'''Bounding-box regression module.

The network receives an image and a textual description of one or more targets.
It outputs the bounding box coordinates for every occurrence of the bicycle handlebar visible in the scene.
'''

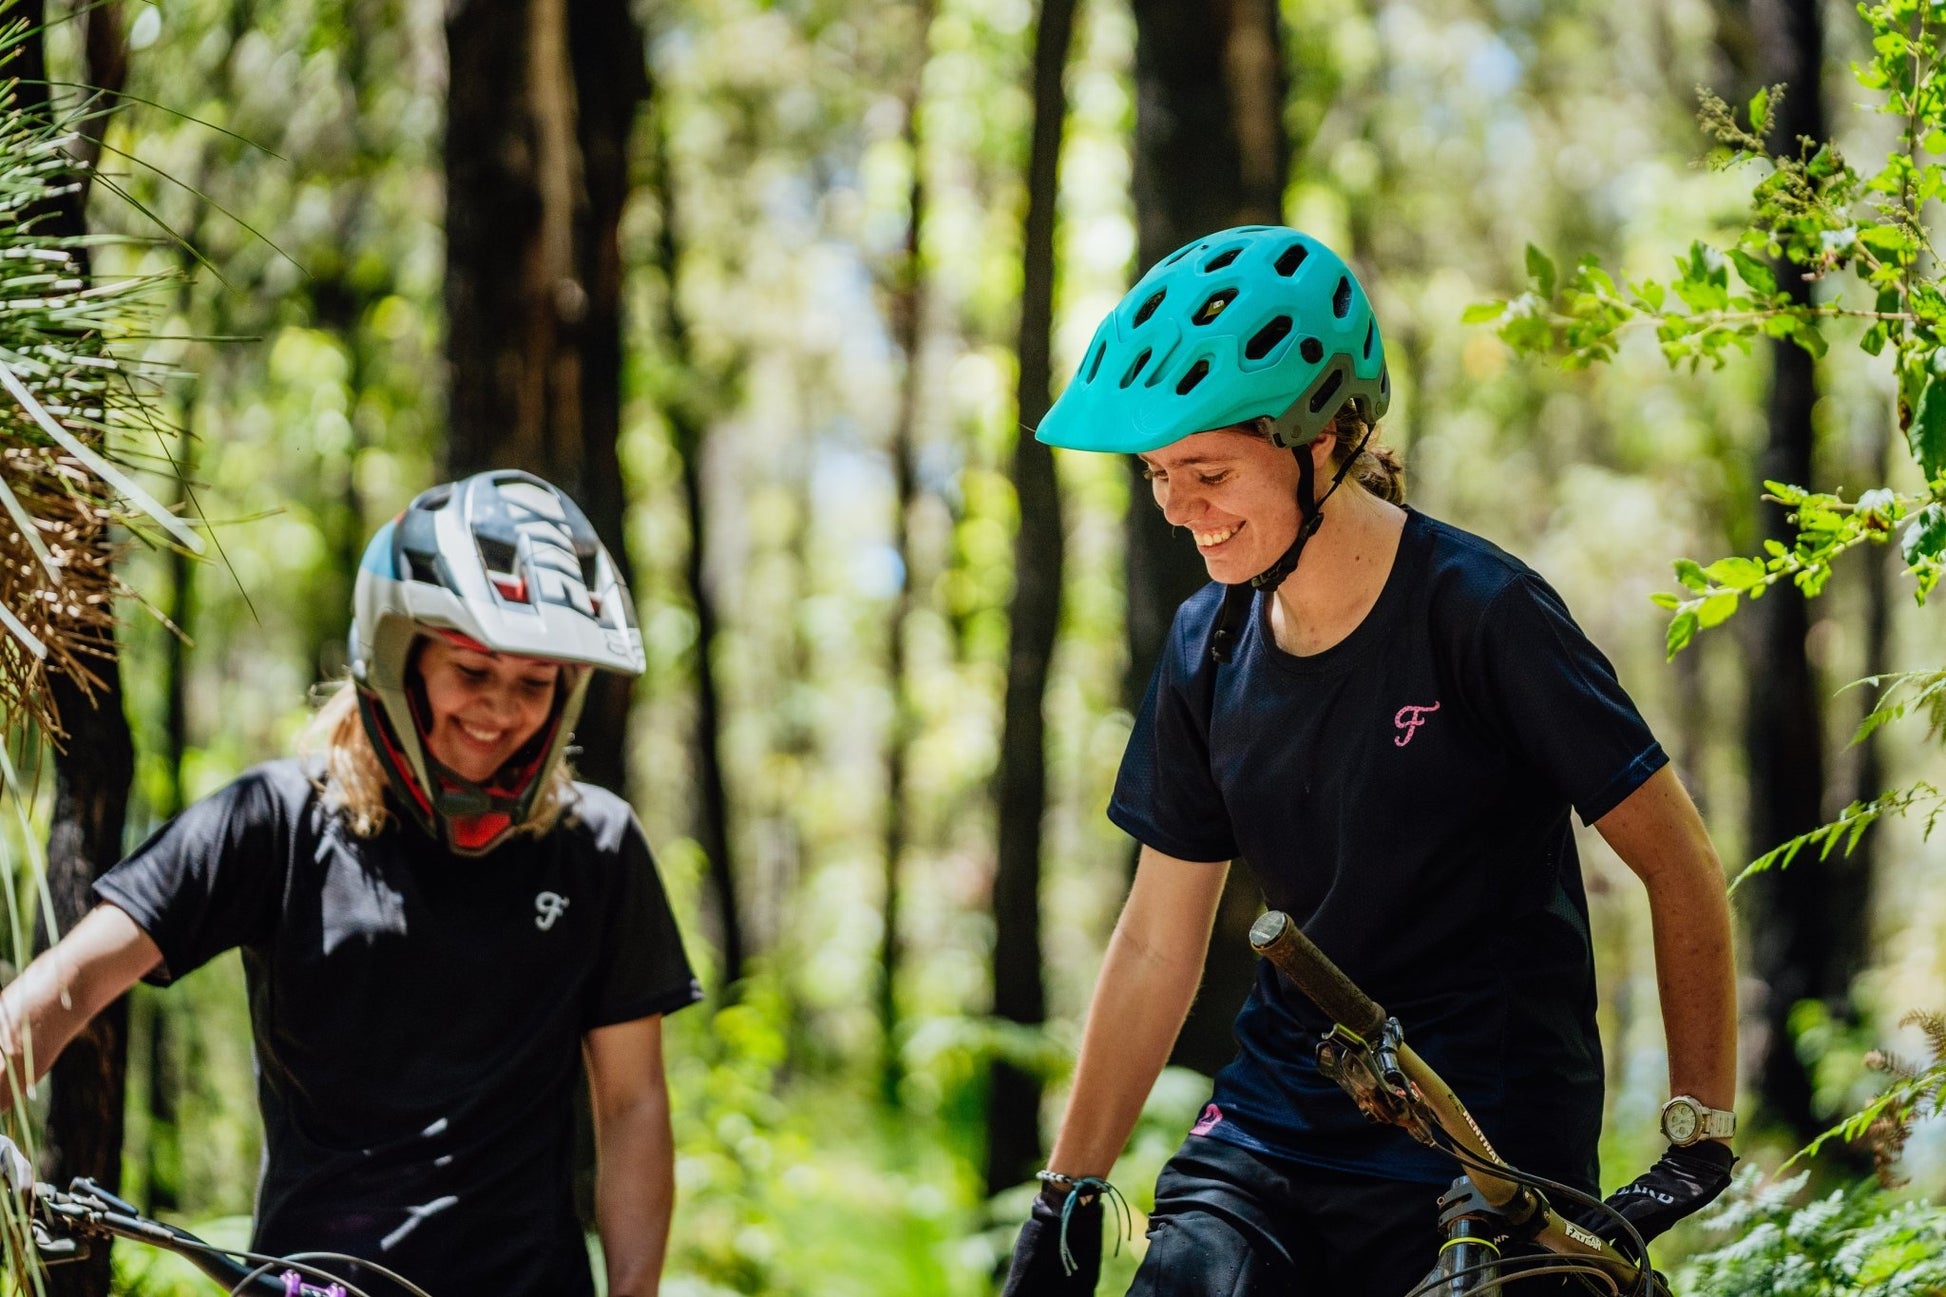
[1249,909,1665,1296]
[1247,910,1387,1041]
[0,1136,344,1296]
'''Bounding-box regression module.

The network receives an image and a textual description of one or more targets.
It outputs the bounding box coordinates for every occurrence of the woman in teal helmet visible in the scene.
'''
[1001,228,1739,1297]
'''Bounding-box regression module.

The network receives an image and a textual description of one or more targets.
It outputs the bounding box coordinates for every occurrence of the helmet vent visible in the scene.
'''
[1333,276,1353,318]
[1299,337,1324,364]
[1085,340,1107,383]
[1245,316,1293,361]
[1162,243,1196,267]
[1193,289,1238,325]
[1203,246,1242,271]
[1121,348,1153,388]
[1363,321,1376,358]
[1309,370,1345,415]
[1133,289,1167,327]
[1176,359,1211,396]
[1275,242,1309,277]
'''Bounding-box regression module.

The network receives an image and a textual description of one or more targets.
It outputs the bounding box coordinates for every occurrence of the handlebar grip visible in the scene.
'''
[1249,911,1387,1040]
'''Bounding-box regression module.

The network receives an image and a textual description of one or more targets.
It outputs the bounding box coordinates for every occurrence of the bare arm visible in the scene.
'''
[1044,845,1230,1179]
[1594,764,1738,1131]
[0,904,160,1112]
[585,1015,675,1297]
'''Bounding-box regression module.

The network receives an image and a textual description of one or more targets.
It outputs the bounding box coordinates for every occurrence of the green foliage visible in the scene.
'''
[1677,1167,1946,1297]
[1474,1,1946,650]
[1787,1011,1946,1184]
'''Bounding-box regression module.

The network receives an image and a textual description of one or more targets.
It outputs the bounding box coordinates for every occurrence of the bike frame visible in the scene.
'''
[1249,910,1665,1297]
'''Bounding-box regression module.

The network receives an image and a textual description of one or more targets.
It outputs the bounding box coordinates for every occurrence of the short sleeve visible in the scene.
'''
[1107,602,1239,862]
[92,768,288,984]
[1468,573,1668,825]
[583,815,702,1029]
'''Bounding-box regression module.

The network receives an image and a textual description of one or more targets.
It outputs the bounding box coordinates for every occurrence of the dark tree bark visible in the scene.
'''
[645,86,744,993]
[17,8,134,1294]
[1740,0,1846,1145]
[1126,0,1288,1078]
[878,8,934,1108]
[443,0,645,795]
[986,0,1076,1199]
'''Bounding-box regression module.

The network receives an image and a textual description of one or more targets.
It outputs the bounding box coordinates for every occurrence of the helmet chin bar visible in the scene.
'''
[1206,414,1377,664]
[355,663,571,856]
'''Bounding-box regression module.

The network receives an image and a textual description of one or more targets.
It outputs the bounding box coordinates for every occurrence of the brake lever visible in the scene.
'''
[28,1217,86,1263]
[1314,1018,1441,1148]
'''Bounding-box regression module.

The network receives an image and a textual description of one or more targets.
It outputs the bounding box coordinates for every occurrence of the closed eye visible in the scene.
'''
[1197,471,1232,486]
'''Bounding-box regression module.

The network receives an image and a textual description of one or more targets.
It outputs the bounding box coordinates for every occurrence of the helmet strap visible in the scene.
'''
[1207,418,1377,664]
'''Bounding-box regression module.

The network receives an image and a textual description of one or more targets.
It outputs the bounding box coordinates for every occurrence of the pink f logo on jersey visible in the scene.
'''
[1191,1103,1224,1135]
[1394,701,1441,747]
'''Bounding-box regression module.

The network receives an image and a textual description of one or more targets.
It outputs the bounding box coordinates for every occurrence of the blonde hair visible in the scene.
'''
[1244,411,1406,504]
[300,680,579,840]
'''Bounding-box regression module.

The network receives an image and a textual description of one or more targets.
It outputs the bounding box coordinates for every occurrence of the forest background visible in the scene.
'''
[2,0,1943,1292]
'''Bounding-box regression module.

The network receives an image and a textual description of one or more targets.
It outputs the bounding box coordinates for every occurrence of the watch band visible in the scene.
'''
[1662,1094,1736,1145]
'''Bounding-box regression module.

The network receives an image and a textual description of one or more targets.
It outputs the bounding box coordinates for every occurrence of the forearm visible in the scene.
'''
[1596,767,1738,1121]
[1045,913,1209,1178]
[1647,861,1737,1113]
[595,1095,676,1297]
[0,906,158,1112]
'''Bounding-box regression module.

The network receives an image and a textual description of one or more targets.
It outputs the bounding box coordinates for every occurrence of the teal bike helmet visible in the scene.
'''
[1038,227,1394,662]
[1036,226,1389,454]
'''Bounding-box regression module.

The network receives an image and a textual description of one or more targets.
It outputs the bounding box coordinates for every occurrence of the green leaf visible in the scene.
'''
[1792,322,1828,359]
[1748,86,1770,129]
[1525,244,1557,300]
[1704,556,1766,590]
[1696,590,1740,628]
[1648,591,1682,610]
[1665,610,1699,659]
[1904,503,1946,566]
[1911,373,1946,481]
[1460,301,1506,325]
[1727,248,1778,296]
[1674,558,1709,592]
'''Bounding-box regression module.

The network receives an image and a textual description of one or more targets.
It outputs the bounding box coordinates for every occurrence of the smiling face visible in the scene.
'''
[415,635,564,784]
[1139,428,1315,584]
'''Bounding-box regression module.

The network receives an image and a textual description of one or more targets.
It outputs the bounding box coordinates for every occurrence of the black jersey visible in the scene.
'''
[93,759,701,1297]
[1111,508,1665,1191]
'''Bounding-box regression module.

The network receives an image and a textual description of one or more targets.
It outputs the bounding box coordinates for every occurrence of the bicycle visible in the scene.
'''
[0,1136,433,1297]
[1248,910,1674,1297]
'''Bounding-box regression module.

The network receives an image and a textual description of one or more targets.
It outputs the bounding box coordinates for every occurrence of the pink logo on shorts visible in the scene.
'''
[1394,701,1441,747]
[1191,1103,1224,1136]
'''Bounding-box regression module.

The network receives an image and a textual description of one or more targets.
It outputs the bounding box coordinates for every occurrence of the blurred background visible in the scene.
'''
[3,0,1944,1291]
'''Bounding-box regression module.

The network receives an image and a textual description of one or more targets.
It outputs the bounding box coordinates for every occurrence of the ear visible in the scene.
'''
[1308,432,1338,474]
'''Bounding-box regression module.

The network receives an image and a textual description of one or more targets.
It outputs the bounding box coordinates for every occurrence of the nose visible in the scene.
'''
[1156,477,1204,528]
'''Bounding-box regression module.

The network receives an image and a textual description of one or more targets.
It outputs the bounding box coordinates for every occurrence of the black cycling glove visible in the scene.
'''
[1001,1189,1103,1297]
[1588,1140,1736,1248]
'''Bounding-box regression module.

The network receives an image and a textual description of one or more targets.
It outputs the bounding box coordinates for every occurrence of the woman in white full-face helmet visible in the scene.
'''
[0,471,701,1297]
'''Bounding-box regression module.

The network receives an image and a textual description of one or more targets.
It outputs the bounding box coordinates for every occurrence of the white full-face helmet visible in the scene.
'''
[349,470,645,854]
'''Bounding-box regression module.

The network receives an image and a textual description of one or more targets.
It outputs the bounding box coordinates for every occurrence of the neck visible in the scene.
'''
[1268,483,1406,655]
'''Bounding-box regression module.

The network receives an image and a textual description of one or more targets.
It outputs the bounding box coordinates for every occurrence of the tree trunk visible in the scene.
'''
[1126,0,1288,1078]
[879,9,934,1107]
[1741,0,1840,1145]
[986,0,1076,1199]
[18,8,133,1293]
[645,85,744,993]
[443,0,645,795]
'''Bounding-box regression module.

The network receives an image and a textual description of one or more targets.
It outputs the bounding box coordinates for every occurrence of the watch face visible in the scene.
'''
[1664,1102,1699,1143]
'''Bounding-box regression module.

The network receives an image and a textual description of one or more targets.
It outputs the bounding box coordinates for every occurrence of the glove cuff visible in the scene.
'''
[1668,1139,1736,1172]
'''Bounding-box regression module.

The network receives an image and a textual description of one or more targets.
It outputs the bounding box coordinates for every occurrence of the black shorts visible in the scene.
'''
[1126,1136,1588,1297]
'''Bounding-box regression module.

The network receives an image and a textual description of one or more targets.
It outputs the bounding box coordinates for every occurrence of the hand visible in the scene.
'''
[1587,1141,1735,1248]
[1001,1189,1102,1297]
